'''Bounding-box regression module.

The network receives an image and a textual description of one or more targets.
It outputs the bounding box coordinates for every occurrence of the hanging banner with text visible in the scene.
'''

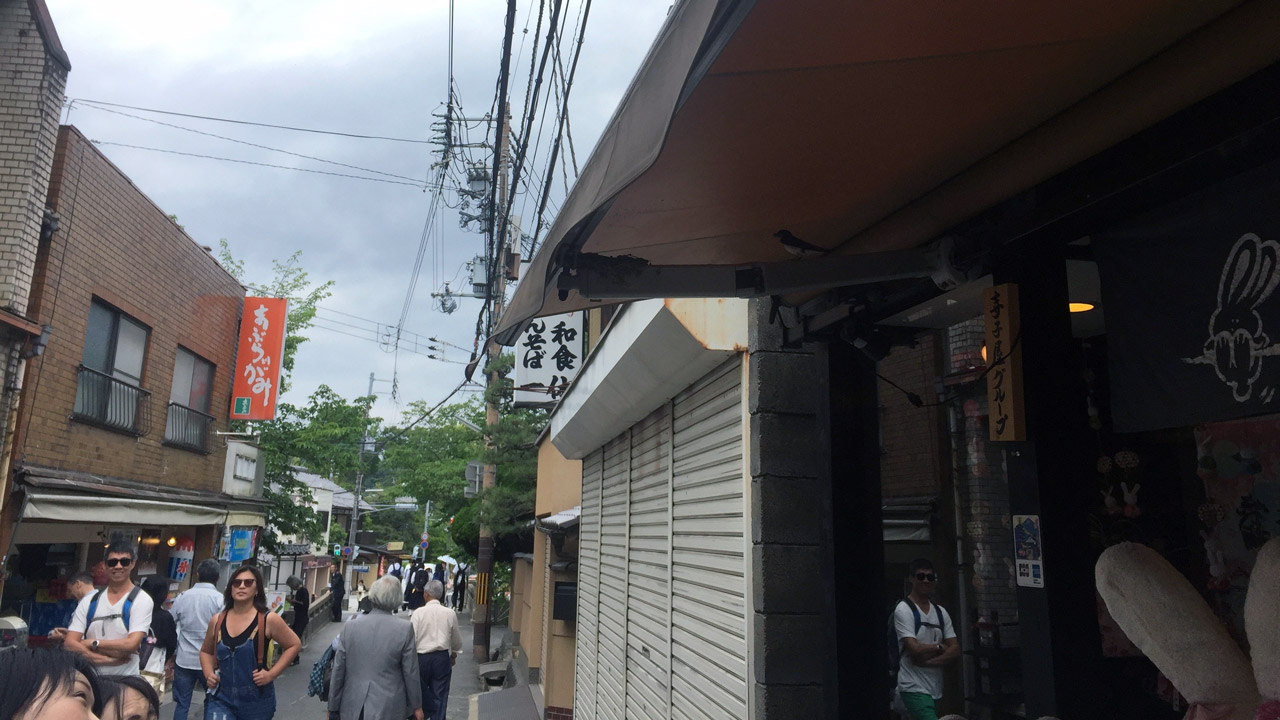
[230,296,288,421]
[514,311,585,407]
[984,283,1026,441]
[1095,160,1280,432]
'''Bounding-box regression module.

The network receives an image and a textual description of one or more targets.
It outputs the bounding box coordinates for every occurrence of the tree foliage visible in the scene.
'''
[378,398,484,560]
[476,353,544,560]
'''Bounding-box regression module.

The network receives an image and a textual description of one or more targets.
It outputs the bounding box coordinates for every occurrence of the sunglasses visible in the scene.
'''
[915,573,937,582]
[105,557,133,568]
[231,578,257,588]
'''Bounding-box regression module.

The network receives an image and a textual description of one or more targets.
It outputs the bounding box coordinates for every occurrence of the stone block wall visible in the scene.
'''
[746,298,836,719]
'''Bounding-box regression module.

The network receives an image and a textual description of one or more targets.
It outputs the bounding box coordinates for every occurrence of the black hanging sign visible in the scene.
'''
[1095,161,1280,432]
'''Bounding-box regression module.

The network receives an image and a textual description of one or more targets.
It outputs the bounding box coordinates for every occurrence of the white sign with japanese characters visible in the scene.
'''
[514,311,585,406]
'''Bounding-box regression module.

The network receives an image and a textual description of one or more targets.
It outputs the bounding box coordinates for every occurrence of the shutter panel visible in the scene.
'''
[597,435,631,720]
[670,358,748,720]
[576,448,604,719]
[626,405,672,718]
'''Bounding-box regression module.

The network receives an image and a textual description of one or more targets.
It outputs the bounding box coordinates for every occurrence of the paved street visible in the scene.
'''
[162,609,481,720]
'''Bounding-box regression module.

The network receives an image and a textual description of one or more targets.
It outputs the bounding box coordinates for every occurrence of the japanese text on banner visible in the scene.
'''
[514,311,585,406]
[230,297,288,421]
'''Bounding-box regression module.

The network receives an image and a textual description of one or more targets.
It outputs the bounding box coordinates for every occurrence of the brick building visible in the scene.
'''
[0,0,69,602]
[0,126,267,635]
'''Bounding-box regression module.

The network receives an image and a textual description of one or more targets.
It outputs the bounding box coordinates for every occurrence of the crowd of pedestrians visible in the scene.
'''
[2,542,471,720]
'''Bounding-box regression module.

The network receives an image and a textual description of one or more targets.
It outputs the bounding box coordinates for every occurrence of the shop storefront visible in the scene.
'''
[842,74,1280,717]
[0,470,266,642]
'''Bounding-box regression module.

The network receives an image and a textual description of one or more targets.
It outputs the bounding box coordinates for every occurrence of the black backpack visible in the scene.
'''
[412,569,428,590]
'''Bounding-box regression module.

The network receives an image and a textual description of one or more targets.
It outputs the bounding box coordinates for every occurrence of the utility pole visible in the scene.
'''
[346,372,375,586]
[474,100,511,661]
[416,499,431,561]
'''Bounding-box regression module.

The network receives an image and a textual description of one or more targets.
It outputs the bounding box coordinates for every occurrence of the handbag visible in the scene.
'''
[139,629,167,693]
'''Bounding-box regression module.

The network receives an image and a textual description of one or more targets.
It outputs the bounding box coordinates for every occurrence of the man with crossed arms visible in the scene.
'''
[64,540,154,676]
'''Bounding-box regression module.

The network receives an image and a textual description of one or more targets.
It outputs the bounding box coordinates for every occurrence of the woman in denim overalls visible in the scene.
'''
[199,566,301,720]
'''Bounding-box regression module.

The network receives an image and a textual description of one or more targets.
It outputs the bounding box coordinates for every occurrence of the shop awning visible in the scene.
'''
[549,298,747,459]
[225,511,267,528]
[16,466,269,527]
[494,0,1280,345]
[22,492,229,526]
[539,506,581,531]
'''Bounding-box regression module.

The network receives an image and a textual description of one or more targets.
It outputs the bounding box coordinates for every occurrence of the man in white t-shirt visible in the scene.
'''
[64,540,154,676]
[894,559,959,720]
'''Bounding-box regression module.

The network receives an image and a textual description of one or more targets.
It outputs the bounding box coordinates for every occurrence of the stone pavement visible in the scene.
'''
[160,607,482,720]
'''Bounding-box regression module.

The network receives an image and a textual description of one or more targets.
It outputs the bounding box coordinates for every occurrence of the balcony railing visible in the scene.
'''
[72,366,150,436]
[164,402,215,453]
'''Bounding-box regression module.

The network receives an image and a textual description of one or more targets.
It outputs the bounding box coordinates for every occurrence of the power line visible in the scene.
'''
[79,101,429,185]
[69,98,434,144]
[498,0,565,283]
[379,378,471,446]
[312,306,439,350]
[530,0,592,256]
[90,140,445,189]
[477,0,521,357]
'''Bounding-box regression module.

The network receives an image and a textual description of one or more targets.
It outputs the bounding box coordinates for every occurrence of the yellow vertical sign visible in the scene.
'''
[984,283,1026,441]
[476,572,490,606]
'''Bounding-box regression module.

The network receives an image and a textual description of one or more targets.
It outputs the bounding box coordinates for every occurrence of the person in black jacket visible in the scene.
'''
[286,576,310,664]
[329,571,346,622]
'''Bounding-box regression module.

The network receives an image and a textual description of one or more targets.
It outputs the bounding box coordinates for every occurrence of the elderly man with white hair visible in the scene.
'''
[328,575,424,720]
[409,579,463,720]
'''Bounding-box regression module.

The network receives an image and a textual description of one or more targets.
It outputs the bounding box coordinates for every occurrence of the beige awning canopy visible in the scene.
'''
[495,0,1280,345]
[23,492,230,526]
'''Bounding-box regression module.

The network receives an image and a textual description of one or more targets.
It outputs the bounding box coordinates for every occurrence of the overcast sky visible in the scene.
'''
[45,0,671,423]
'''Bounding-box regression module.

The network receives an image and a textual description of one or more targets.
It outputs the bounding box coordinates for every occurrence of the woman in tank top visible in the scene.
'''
[199,566,301,719]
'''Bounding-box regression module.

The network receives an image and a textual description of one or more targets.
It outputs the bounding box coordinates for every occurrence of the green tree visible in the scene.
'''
[379,398,485,560]
[474,352,543,560]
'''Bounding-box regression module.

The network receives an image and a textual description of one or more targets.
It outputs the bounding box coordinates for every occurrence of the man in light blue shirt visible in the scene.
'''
[170,559,224,720]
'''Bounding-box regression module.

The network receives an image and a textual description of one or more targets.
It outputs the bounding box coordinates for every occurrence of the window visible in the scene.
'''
[233,453,257,481]
[73,300,151,434]
[165,347,215,452]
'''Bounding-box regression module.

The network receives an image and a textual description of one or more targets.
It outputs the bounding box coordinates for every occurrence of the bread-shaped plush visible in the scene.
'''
[1245,538,1280,712]
[1097,542,1259,716]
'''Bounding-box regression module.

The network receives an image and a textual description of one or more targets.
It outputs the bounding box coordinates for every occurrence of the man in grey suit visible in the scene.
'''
[329,575,424,720]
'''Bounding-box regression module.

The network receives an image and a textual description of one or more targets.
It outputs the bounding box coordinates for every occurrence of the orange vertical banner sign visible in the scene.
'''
[230,297,288,421]
[984,283,1026,441]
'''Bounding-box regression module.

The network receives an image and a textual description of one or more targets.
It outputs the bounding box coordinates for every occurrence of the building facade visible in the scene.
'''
[0,0,69,599]
[511,433,582,718]
[0,126,263,637]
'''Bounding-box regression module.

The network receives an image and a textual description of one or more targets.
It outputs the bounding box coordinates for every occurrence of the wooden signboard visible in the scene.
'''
[984,283,1026,441]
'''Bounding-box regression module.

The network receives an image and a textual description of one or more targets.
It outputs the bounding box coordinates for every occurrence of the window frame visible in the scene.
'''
[163,347,217,453]
[82,298,150,386]
[72,299,152,436]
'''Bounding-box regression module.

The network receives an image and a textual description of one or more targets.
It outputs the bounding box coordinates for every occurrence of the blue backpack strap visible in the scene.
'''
[904,598,923,634]
[86,589,104,627]
[121,586,141,632]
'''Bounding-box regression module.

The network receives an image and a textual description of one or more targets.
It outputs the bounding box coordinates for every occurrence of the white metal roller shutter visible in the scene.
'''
[597,435,631,720]
[576,448,604,720]
[625,405,672,718]
[670,358,748,720]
